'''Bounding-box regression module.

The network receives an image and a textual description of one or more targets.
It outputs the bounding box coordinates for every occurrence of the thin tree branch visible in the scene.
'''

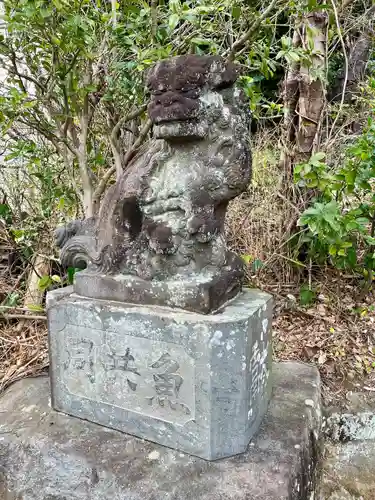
[111,0,117,28]
[340,0,355,11]
[111,105,148,143]
[0,313,46,321]
[327,0,348,143]
[93,119,153,205]
[92,165,116,205]
[109,105,148,179]
[123,119,152,167]
[227,0,282,61]
[77,65,94,217]
[6,48,46,92]
[110,136,123,179]
[9,70,45,92]
[16,118,77,156]
[151,0,158,41]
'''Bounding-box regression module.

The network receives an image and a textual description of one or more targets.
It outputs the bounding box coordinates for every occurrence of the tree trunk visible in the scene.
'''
[296,12,327,163]
[331,33,372,103]
[280,10,328,178]
[22,253,50,308]
[279,26,301,180]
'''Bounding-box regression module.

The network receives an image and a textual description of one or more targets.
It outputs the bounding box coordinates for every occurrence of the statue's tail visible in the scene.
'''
[60,235,114,273]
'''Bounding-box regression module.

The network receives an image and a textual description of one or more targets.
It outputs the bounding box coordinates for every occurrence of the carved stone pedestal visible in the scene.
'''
[47,287,272,460]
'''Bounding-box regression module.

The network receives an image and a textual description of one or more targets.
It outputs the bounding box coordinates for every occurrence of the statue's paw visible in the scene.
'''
[187,215,216,241]
[187,215,204,234]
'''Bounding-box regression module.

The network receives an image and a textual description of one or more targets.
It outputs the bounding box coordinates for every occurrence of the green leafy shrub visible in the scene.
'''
[295,79,375,280]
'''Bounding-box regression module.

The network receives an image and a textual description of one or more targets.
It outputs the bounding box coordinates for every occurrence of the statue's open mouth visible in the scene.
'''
[154,118,208,141]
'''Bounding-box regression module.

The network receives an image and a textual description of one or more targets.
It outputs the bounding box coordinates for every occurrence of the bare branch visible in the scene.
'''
[327,0,348,143]
[123,119,152,167]
[16,117,77,156]
[151,0,158,40]
[7,48,46,92]
[93,119,153,206]
[111,0,117,28]
[340,0,355,11]
[110,136,123,179]
[92,165,116,206]
[111,105,148,143]
[77,64,94,217]
[109,105,148,180]
[0,313,46,321]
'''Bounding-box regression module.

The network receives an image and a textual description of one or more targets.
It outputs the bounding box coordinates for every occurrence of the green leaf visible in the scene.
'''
[4,292,20,307]
[40,7,52,18]
[310,152,326,162]
[67,267,79,284]
[288,51,300,62]
[27,304,45,312]
[51,274,62,283]
[38,275,53,291]
[4,152,20,161]
[12,229,25,242]
[191,37,211,46]
[346,221,359,231]
[307,179,318,188]
[232,6,241,19]
[356,217,370,227]
[169,0,181,14]
[168,13,179,31]
[294,164,303,175]
[346,248,357,268]
[58,197,65,210]
[300,285,316,306]
[241,254,253,264]
[344,169,356,186]
[329,245,337,256]
[23,100,37,109]
[51,36,61,46]
[252,259,264,272]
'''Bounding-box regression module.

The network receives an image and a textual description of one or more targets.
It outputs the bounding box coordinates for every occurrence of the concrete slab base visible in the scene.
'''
[0,362,322,500]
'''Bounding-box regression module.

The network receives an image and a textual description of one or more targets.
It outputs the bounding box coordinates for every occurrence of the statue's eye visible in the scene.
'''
[152,90,163,96]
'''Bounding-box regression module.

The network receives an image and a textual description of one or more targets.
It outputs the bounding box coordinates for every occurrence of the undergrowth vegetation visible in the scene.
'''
[296,80,375,285]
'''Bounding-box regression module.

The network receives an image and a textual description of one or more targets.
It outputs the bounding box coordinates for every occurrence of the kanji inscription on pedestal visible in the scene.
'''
[60,325,195,426]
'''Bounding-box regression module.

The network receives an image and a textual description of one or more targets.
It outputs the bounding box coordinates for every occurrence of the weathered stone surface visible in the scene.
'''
[56,55,252,313]
[321,390,375,499]
[325,412,375,442]
[74,266,243,314]
[0,362,322,500]
[321,441,375,500]
[47,288,272,460]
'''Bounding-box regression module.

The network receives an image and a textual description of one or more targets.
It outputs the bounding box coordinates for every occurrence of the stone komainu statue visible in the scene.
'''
[56,55,252,314]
